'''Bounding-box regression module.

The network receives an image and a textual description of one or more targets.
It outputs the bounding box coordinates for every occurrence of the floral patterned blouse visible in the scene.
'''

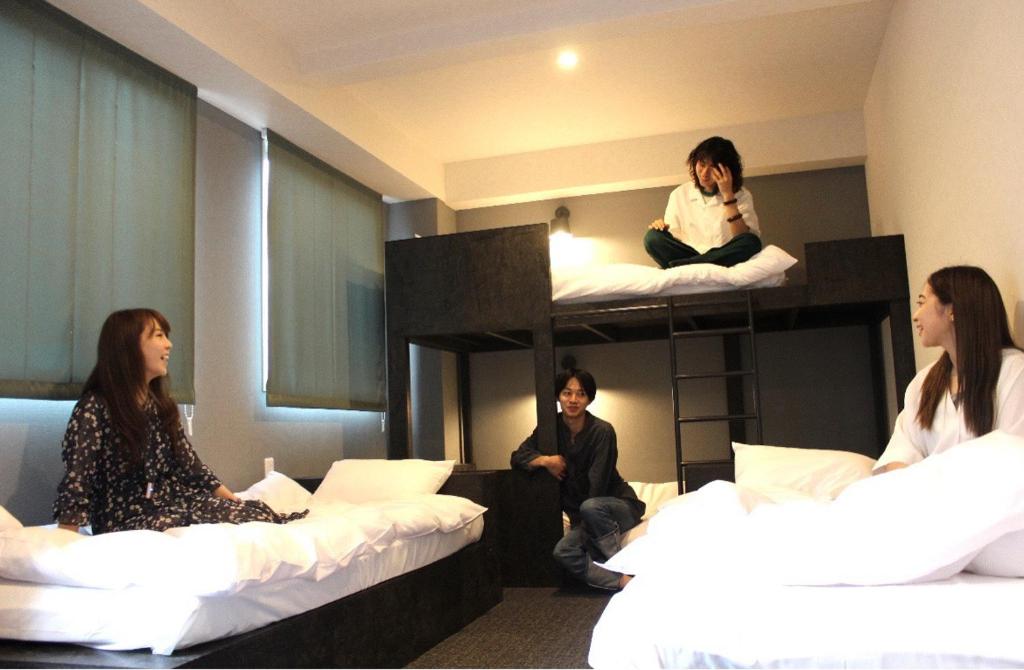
[53,392,300,534]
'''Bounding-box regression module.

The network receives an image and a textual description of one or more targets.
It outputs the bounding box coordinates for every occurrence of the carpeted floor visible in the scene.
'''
[405,587,613,669]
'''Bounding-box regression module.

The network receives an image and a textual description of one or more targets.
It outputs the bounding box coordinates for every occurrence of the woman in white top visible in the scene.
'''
[644,136,762,269]
[874,266,1024,474]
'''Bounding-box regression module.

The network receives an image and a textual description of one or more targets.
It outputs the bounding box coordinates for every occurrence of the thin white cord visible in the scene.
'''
[183,404,195,437]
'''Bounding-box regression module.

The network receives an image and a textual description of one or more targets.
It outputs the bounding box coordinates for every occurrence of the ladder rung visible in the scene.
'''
[675,370,754,381]
[678,413,757,423]
[672,326,750,339]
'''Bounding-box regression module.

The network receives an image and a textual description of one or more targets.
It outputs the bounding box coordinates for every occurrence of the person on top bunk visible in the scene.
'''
[510,362,645,590]
[54,308,306,534]
[873,266,1024,474]
[643,135,762,269]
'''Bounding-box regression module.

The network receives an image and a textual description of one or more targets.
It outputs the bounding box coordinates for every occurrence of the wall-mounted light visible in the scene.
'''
[549,205,571,238]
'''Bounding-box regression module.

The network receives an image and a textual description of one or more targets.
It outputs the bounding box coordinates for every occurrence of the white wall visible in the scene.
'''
[864,0,1024,369]
[0,102,386,525]
[192,102,384,487]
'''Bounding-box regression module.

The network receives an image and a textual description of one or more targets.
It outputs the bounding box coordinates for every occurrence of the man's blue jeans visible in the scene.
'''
[553,496,641,590]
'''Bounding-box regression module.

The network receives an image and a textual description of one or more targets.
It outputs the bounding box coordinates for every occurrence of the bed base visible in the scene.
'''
[0,471,502,669]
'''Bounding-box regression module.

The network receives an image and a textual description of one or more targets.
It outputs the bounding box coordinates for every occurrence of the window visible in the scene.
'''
[0,0,197,401]
[264,131,385,410]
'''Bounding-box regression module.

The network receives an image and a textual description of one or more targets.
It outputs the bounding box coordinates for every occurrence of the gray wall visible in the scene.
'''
[457,166,871,275]
[456,167,879,485]
[0,102,385,525]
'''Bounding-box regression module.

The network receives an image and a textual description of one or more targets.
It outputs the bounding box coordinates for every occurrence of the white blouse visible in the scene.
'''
[663,182,761,254]
[875,348,1024,468]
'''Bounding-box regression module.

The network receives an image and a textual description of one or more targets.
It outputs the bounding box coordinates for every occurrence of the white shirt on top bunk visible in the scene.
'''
[875,348,1024,469]
[663,181,760,254]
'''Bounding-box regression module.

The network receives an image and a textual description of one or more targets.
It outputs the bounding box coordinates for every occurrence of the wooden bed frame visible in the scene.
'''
[384,224,916,584]
[0,471,502,669]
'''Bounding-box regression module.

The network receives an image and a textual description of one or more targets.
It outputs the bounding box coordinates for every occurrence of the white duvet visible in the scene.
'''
[603,431,1024,586]
[0,494,485,597]
[591,432,1024,669]
[551,245,797,303]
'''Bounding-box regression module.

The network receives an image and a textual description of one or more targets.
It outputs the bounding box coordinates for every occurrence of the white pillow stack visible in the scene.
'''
[627,481,680,520]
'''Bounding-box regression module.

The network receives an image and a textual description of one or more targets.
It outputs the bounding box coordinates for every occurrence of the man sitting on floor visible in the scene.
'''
[511,365,645,590]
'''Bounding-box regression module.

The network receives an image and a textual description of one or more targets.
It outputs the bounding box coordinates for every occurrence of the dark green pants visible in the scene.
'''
[643,229,762,269]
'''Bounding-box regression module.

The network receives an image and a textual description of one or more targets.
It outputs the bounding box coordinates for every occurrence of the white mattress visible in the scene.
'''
[590,571,1024,668]
[551,245,797,304]
[0,517,482,655]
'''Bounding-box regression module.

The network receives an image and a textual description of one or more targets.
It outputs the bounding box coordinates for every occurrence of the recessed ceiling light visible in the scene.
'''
[557,50,578,70]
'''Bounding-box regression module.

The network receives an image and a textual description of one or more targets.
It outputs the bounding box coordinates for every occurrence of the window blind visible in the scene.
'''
[0,0,197,402]
[266,131,385,410]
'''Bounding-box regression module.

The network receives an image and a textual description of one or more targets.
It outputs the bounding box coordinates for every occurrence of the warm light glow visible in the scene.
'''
[549,234,595,270]
[557,50,578,70]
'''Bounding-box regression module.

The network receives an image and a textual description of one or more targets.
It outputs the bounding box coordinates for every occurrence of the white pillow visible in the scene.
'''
[312,459,455,504]
[236,471,312,514]
[966,528,1024,577]
[0,505,22,531]
[733,442,876,501]
[356,494,487,539]
[628,481,680,519]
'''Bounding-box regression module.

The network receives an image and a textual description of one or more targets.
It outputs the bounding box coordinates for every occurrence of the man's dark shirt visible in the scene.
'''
[510,411,645,525]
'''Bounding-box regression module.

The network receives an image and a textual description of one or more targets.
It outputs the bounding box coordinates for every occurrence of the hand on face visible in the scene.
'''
[711,163,734,199]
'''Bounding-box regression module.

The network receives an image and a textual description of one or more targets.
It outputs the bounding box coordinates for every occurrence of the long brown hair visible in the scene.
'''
[917,266,1019,435]
[82,308,183,464]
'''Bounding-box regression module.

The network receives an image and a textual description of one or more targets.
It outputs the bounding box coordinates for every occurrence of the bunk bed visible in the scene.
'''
[387,223,914,450]
[0,471,501,669]
[385,223,916,584]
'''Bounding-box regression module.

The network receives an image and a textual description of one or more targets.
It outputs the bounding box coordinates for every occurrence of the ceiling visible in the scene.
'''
[50,0,894,208]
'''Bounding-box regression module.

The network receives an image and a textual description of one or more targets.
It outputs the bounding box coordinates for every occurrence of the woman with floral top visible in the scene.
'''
[54,308,304,534]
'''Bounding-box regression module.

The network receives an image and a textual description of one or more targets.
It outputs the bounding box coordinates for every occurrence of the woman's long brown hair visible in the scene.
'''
[917,267,1019,435]
[82,308,184,465]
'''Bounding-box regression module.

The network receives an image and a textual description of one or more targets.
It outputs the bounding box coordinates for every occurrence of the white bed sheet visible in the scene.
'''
[551,245,797,304]
[590,571,1024,669]
[0,517,482,655]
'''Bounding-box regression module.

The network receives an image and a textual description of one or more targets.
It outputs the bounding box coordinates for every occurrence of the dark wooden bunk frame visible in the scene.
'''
[385,223,917,585]
[0,471,501,669]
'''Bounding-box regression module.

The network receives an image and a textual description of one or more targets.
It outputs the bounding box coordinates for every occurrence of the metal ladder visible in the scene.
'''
[667,291,763,493]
